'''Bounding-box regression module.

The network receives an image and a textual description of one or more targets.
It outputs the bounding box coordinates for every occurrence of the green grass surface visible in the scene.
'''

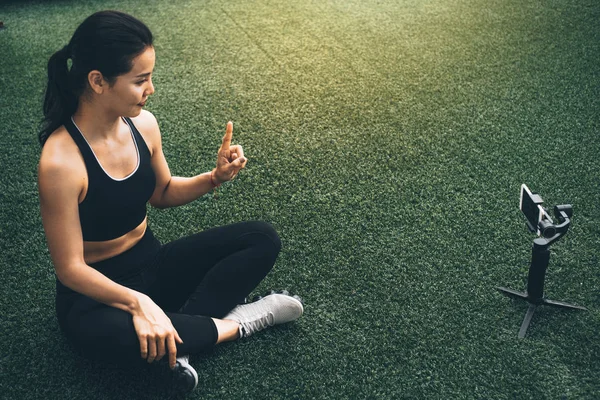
[1,0,599,398]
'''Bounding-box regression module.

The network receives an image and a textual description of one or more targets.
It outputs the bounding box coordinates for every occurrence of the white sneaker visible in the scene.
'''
[173,355,198,393]
[224,293,304,338]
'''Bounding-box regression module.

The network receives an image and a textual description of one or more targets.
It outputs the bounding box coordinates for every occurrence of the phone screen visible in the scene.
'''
[520,184,543,235]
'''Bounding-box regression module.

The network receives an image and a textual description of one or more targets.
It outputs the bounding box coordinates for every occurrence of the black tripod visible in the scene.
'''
[497,204,586,338]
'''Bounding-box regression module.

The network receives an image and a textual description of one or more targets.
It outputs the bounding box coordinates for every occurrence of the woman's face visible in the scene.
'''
[104,46,156,117]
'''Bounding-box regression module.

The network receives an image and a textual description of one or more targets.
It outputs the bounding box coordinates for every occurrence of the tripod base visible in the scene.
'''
[497,287,587,338]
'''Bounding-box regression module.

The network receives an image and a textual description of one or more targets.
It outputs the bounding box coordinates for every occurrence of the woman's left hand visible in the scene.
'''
[214,121,247,184]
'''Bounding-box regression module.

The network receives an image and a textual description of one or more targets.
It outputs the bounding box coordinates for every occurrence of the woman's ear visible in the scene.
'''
[87,70,106,94]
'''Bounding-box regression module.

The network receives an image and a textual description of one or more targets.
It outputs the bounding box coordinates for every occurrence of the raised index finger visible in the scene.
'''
[220,121,233,151]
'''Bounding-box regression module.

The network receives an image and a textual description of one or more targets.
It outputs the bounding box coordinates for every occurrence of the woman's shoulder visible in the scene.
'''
[130,109,161,150]
[39,126,84,179]
[38,126,86,215]
[130,109,159,134]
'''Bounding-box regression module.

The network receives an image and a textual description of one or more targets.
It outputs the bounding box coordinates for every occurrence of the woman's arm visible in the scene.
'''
[134,111,247,209]
[38,134,182,368]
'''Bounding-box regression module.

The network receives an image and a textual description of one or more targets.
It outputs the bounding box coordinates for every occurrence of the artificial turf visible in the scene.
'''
[1,0,599,398]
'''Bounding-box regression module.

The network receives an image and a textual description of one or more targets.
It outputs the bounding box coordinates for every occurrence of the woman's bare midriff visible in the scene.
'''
[83,217,148,264]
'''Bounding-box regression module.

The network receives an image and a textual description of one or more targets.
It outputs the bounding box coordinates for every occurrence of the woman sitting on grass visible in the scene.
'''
[37,10,303,393]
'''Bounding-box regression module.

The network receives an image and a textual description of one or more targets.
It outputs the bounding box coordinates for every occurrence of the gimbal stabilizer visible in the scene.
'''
[497,186,586,339]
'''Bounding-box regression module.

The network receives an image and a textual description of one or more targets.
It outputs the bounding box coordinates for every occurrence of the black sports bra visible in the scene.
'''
[64,117,156,242]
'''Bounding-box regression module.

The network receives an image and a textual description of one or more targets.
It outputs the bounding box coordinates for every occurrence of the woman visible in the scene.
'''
[38,10,303,392]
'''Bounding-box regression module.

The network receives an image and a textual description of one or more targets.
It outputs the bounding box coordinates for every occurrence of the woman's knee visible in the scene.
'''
[241,221,282,255]
[67,306,140,364]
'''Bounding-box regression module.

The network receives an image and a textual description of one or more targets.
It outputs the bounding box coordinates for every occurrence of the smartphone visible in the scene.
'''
[520,184,543,235]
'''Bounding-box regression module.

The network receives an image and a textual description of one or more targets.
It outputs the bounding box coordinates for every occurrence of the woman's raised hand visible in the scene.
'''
[214,121,247,184]
[131,293,183,369]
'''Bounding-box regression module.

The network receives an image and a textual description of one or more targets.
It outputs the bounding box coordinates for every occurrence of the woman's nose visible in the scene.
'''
[147,79,155,95]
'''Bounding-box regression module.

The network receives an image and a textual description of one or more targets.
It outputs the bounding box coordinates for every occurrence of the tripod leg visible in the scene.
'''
[518,304,537,339]
[497,287,529,301]
[543,298,587,311]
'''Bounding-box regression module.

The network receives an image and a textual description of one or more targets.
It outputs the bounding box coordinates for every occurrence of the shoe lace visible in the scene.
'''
[242,311,274,336]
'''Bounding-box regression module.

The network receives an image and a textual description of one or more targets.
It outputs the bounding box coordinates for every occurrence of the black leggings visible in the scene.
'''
[55,221,280,366]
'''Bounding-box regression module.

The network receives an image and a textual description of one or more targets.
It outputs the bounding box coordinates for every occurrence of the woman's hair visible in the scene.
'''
[39,10,153,146]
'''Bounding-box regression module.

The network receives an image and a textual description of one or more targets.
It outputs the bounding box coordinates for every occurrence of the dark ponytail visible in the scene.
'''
[40,45,78,146]
[39,11,153,146]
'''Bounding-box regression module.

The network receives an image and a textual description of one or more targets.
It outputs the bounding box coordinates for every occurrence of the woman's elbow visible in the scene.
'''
[149,198,168,209]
